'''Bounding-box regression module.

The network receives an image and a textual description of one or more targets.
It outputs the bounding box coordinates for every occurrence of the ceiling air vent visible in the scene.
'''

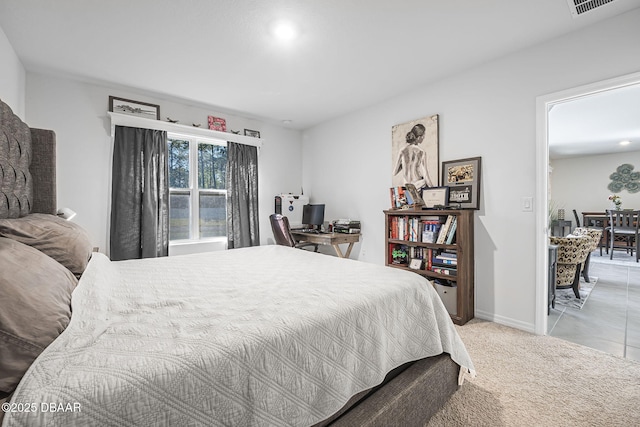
[566,0,617,17]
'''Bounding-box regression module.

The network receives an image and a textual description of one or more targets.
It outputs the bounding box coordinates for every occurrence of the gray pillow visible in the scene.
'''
[0,237,77,394]
[0,213,92,277]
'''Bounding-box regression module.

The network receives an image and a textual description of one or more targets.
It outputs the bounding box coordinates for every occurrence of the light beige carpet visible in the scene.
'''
[426,319,640,427]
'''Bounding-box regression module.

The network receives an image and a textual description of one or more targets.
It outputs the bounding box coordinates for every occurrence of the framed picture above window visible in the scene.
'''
[244,129,260,138]
[109,96,160,120]
[441,157,482,210]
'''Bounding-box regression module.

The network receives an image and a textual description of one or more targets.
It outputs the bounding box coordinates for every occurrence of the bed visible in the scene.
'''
[0,97,474,426]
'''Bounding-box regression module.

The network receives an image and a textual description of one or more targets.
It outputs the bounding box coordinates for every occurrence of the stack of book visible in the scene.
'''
[333,219,361,234]
[389,185,423,208]
[430,251,457,276]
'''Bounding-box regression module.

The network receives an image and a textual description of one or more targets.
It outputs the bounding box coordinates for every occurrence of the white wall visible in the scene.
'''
[303,9,640,332]
[0,24,25,117]
[551,151,640,219]
[25,73,303,253]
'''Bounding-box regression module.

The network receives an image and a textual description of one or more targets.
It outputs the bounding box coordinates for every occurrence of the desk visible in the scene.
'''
[291,231,360,258]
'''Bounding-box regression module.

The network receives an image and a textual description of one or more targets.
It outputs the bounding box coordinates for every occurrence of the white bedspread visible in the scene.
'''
[3,245,474,427]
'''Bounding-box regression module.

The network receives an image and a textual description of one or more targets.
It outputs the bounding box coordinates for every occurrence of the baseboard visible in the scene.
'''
[474,310,536,334]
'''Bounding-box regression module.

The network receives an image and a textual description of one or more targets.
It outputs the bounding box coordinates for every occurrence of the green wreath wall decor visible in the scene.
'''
[608,163,640,193]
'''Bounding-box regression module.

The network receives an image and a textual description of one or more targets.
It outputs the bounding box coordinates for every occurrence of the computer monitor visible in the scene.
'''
[302,204,325,230]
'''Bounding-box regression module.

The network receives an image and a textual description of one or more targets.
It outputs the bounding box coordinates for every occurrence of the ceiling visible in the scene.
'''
[1,0,640,133]
[549,82,640,159]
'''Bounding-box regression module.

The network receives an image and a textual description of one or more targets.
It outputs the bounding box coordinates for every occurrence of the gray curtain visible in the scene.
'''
[226,142,260,248]
[110,125,169,260]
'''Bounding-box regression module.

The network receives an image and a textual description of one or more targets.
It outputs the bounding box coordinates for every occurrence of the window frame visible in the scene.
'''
[168,132,227,244]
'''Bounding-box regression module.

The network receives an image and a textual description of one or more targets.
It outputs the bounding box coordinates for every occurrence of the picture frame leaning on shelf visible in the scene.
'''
[421,186,449,209]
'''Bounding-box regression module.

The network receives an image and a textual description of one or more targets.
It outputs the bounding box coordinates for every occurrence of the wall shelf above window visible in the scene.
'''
[108,112,264,148]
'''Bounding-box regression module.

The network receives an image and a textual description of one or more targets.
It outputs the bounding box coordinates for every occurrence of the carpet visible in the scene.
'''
[554,276,597,310]
[426,319,640,427]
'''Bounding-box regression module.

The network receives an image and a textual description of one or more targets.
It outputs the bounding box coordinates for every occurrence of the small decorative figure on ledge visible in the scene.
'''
[166,117,179,123]
[192,124,201,127]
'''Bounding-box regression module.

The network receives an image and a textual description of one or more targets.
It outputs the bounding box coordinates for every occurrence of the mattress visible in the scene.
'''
[2,245,474,426]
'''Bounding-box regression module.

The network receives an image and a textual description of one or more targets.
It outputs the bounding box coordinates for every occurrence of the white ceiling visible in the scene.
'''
[1,0,640,136]
[549,83,640,159]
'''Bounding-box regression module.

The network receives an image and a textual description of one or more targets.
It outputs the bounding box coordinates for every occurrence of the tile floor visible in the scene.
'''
[547,250,640,362]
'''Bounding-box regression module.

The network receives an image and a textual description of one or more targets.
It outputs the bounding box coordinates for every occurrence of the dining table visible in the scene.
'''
[582,211,607,228]
[582,210,639,255]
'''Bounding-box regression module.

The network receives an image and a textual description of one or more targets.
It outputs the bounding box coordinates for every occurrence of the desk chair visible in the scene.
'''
[269,214,318,252]
[606,210,639,262]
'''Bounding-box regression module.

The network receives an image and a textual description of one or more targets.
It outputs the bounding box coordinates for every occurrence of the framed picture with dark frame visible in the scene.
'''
[108,96,160,120]
[441,157,482,210]
[244,129,261,138]
[421,186,450,209]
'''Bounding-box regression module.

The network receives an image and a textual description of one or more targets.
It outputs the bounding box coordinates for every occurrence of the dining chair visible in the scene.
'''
[549,235,592,298]
[573,209,581,227]
[571,227,603,282]
[605,209,639,262]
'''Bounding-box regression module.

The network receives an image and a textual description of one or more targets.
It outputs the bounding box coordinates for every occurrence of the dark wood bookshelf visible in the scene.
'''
[384,208,474,325]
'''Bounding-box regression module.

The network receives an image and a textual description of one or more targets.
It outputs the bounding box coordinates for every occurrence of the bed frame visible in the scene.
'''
[0,98,57,218]
[0,97,460,425]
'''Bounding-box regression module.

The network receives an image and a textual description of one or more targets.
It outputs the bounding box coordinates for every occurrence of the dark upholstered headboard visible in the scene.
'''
[0,98,56,218]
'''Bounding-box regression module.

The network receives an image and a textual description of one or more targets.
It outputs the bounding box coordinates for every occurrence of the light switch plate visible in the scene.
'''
[522,197,533,212]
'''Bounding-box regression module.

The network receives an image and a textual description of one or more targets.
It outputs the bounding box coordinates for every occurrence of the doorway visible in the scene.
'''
[535,71,640,337]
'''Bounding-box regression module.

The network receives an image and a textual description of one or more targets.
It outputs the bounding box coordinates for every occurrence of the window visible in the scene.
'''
[168,134,227,241]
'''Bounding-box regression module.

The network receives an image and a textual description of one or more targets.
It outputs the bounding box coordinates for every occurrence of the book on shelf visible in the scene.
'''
[421,219,441,243]
[432,257,457,266]
[390,186,408,208]
[409,217,419,242]
[432,266,457,276]
[435,250,457,259]
[436,215,454,244]
[405,183,425,207]
[409,246,427,260]
[405,188,414,206]
[389,185,425,209]
[445,216,457,244]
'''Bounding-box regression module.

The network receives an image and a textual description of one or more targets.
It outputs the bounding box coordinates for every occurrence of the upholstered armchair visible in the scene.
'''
[549,235,592,299]
[570,227,603,282]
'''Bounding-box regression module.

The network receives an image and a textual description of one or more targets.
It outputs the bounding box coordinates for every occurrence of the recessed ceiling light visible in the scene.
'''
[282,119,292,125]
[620,140,631,146]
[271,20,298,42]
